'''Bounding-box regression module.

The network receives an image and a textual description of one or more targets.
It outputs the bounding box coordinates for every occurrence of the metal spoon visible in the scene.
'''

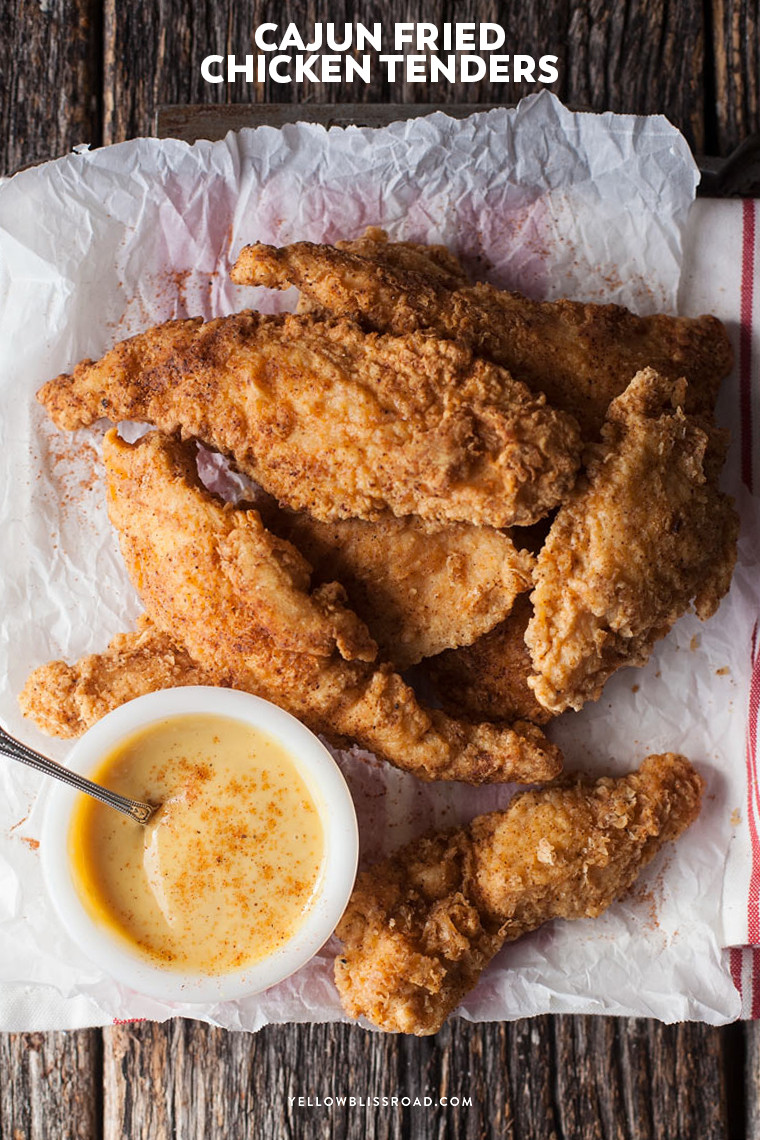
[0,724,157,824]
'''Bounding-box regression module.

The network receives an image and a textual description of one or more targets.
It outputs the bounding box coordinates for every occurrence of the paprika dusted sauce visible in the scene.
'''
[68,714,325,974]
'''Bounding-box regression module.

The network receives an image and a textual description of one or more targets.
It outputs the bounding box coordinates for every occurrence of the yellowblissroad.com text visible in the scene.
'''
[289,1094,473,1108]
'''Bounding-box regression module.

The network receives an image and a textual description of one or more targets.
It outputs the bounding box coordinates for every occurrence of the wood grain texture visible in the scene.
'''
[746,1019,760,1140]
[0,0,101,174]
[100,1016,735,1140]
[563,0,706,149]
[154,102,505,140]
[0,1031,100,1140]
[712,0,760,154]
[101,0,228,147]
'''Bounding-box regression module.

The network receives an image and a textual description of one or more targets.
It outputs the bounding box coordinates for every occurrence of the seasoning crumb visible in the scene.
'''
[9,812,30,833]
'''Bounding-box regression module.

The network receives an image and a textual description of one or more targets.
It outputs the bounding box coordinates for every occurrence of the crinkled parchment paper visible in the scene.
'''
[0,91,752,1030]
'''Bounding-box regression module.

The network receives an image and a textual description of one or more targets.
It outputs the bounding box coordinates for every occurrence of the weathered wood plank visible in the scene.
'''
[712,0,760,155]
[563,0,706,150]
[552,1017,737,1139]
[101,1015,735,1140]
[0,1030,101,1140]
[103,0,707,149]
[0,0,101,174]
[155,102,505,141]
[103,1018,518,1140]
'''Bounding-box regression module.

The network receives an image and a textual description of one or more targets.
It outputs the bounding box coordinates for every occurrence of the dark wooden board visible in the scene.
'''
[101,0,562,147]
[746,1020,760,1138]
[155,102,505,140]
[712,0,759,155]
[0,1016,742,1138]
[0,0,102,174]
[0,1016,743,1139]
[4,2,760,170]
[94,1017,738,1140]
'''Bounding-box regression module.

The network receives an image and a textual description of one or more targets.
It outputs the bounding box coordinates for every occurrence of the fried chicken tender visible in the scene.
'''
[266,510,534,669]
[89,429,561,784]
[335,752,703,1034]
[425,596,550,725]
[37,312,582,528]
[233,233,733,438]
[526,369,739,714]
[21,510,536,731]
[19,615,218,737]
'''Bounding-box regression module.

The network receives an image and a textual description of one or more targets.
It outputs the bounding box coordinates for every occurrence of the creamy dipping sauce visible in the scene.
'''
[68,714,325,974]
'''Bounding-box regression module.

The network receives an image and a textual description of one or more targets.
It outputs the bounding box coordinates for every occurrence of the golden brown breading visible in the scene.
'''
[232,236,733,438]
[425,595,551,725]
[294,230,470,315]
[525,369,739,714]
[334,753,703,1034]
[37,312,581,528]
[266,510,534,669]
[94,429,562,784]
[18,615,218,738]
[335,227,471,288]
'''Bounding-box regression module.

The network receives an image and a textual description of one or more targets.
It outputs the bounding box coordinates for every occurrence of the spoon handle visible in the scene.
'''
[0,725,156,824]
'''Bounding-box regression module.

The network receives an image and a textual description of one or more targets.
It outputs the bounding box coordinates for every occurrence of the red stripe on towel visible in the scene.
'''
[747,627,760,944]
[730,946,744,998]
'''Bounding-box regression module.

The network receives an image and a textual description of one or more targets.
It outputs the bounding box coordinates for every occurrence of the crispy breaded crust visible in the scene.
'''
[233,237,732,438]
[525,369,739,714]
[335,227,472,288]
[335,753,703,1034]
[425,595,551,725]
[269,511,534,669]
[88,429,562,784]
[18,615,218,737]
[37,312,581,528]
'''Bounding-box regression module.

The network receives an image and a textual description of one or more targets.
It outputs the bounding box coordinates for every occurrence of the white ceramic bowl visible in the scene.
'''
[41,687,359,1004]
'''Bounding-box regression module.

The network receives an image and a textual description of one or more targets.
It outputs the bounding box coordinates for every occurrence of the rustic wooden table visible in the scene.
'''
[2,2,759,1137]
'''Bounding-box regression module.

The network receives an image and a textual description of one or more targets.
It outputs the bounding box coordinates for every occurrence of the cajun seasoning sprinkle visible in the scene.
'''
[69,714,325,974]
